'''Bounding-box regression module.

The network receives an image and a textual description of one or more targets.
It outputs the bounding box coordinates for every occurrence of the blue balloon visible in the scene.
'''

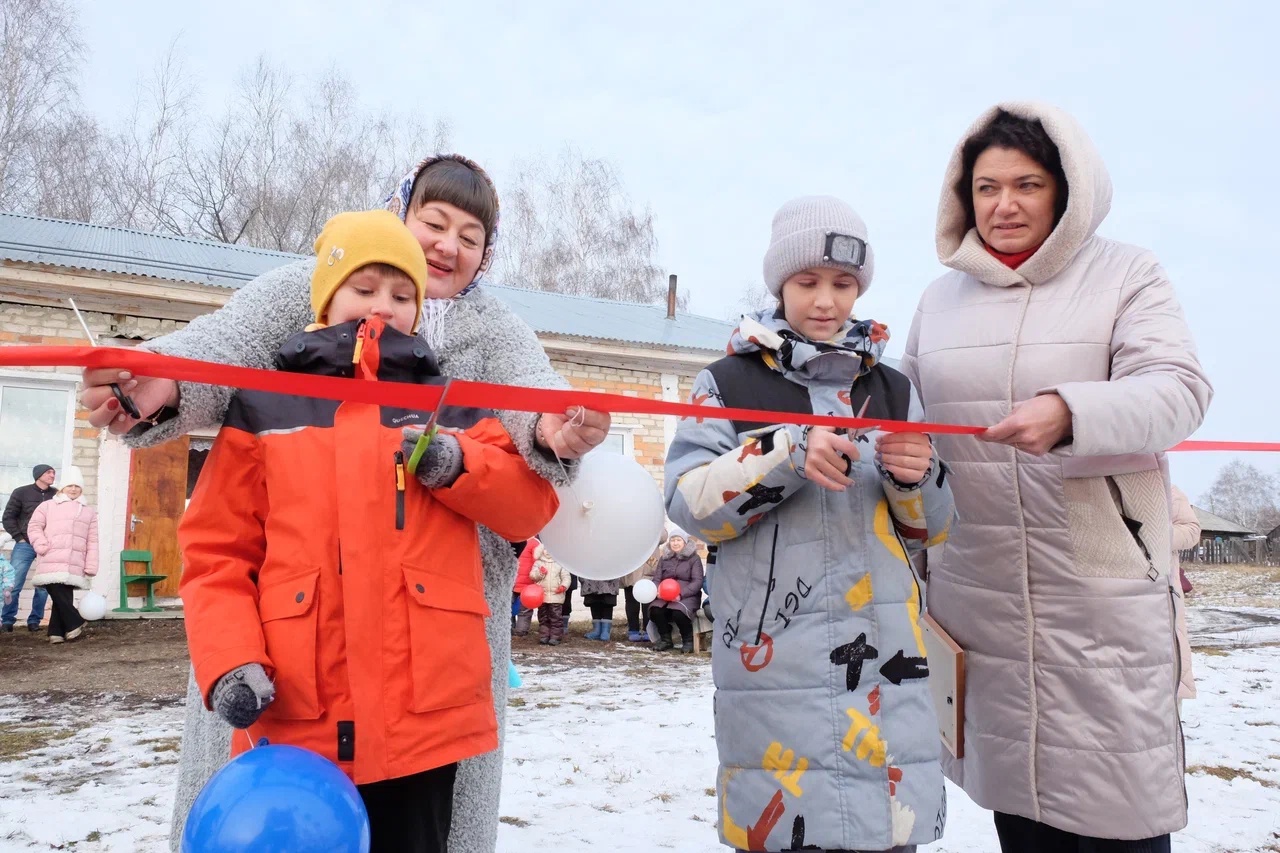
[508,659,523,689]
[183,743,370,853]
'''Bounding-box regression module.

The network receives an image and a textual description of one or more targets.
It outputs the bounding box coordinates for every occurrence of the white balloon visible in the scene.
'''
[632,578,658,605]
[79,591,107,621]
[539,451,666,581]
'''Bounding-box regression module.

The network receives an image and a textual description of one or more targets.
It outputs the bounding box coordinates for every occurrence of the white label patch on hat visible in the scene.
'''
[327,246,345,266]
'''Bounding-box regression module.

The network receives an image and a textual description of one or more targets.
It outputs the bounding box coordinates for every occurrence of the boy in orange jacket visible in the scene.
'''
[178,209,559,853]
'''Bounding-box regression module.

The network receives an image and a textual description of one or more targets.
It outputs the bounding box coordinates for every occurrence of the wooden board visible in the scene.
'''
[125,437,190,598]
[921,610,965,758]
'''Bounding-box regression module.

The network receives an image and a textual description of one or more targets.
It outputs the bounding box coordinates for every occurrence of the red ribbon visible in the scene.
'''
[0,345,1271,452]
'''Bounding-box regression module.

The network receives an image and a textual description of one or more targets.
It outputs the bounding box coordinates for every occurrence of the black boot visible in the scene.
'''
[654,635,674,652]
[680,638,694,654]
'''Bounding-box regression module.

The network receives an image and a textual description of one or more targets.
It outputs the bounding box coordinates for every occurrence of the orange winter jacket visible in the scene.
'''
[179,317,559,784]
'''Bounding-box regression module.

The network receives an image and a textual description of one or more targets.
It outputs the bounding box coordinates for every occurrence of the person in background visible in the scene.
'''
[558,571,578,641]
[512,538,538,637]
[529,541,569,647]
[25,466,97,644]
[647,529,703,654]
[620,535,663,642]
[1170,485,1201,702]
[1171,486,1198,595]
[1,463,57,632]
[580,575,621,642]
[1,532,16,609]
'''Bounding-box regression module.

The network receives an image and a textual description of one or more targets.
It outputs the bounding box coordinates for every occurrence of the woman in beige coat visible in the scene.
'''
[903,102,1212,852]
[1170,485,1201,701]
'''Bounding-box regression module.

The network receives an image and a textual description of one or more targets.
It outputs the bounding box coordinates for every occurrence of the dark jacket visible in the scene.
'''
[3,483,57,542]
[580,577,621,607]
[651,542,704,614]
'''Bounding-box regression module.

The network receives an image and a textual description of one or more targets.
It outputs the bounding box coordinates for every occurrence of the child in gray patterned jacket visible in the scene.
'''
[665,196,956,853]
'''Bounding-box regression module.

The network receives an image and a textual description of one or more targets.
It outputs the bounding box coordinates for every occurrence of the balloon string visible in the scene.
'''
[550,408,590,512]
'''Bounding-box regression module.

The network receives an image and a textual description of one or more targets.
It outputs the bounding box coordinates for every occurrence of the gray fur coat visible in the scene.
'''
[126,258,572,852]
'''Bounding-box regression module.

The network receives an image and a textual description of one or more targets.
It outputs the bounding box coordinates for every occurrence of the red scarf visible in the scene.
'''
[984,242,1039,270]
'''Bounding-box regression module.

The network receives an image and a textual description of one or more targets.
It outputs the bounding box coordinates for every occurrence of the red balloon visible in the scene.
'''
[520,585,545,610]
[658,579,681,602]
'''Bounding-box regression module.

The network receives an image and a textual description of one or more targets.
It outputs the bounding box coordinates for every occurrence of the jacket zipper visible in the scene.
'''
[754,525,780,644]
[352,318,368,366]
[393,451,406,531]
[1168,586,1189,811]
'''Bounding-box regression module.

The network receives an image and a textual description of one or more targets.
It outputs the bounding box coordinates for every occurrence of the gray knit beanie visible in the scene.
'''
[762,195,875,297]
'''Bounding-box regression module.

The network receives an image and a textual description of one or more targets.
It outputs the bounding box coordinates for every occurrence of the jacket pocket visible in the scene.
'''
[1062,470,1169,581]
[257,569,323,720]
[403,564,492,714]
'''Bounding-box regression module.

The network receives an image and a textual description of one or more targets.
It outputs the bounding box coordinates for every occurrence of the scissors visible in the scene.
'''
[836,396,879,475]
[68,298,142,420]
[406,378,453,475]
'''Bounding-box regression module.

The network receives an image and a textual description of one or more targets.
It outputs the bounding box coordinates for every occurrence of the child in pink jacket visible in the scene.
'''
[27,466,98,644]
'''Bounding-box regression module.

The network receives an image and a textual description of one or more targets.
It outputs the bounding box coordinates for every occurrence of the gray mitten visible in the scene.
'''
[211,663,275,729]
[401,428,464,489]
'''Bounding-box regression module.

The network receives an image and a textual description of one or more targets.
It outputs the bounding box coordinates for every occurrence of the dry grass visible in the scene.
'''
[1183,562,1280,610]
[499,816,531,828]
[0,723,74,761]
[1187,764,1279,789]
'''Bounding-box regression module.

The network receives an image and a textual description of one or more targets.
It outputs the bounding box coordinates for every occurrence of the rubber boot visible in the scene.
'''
[598,620,612,642]
[584,620,601,641]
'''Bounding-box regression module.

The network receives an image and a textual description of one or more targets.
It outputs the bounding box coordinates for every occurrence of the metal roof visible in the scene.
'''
[0,211,301,287]
[1192,506,1258,536]
[0,211,734,352]
[488,285,734,351]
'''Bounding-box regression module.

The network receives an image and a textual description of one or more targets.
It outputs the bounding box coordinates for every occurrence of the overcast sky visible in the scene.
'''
[76,0,1279,501]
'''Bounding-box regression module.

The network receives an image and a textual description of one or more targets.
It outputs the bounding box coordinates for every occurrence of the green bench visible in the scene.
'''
[113,549,168,613]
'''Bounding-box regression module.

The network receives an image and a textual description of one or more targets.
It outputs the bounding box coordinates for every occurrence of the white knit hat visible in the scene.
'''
[762,195,875,297]
[59,466,85,489]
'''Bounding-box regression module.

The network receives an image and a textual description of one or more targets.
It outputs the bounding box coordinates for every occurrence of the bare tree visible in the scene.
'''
[180,58,452,253]
[29,111,105,221]
[99,40,195,235]
[0,0,84,210]
[726,281,775,321]
[494,146,672,304]
[1200,461,1280,533]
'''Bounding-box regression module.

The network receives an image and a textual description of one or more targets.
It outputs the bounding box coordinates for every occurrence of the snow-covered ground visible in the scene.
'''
[2,619,1278,852]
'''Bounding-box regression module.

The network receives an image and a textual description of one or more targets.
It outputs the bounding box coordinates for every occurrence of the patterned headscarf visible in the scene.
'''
[383,154,501,347]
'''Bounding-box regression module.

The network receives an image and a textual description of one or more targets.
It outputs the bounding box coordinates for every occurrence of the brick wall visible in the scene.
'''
[551,358,699,491]
[0,302,185,506]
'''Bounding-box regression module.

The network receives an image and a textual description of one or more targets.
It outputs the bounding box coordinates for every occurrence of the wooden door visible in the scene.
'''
[125,437,190,598]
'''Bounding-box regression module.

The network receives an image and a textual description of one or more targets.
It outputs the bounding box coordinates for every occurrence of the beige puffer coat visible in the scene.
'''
[903,101,1212,840]
[619,544,662,588]
[1170,486,1200,700]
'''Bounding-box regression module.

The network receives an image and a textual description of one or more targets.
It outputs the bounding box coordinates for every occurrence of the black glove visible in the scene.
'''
[402,428,464,489]
[211,663,275,729]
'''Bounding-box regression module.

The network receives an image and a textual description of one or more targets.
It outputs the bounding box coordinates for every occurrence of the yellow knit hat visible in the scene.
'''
[311,209,428,332]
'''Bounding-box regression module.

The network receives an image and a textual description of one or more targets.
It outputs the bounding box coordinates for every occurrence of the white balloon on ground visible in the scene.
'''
[79,590,107,621]
[538,451,665,581]
[632,578,658,605]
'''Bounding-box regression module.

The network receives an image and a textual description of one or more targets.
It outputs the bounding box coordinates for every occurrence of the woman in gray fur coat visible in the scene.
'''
[80,154,611,852]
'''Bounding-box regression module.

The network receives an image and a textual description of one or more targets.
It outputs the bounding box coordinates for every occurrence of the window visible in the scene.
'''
[590,429,635,457]
[0,378,75,510]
